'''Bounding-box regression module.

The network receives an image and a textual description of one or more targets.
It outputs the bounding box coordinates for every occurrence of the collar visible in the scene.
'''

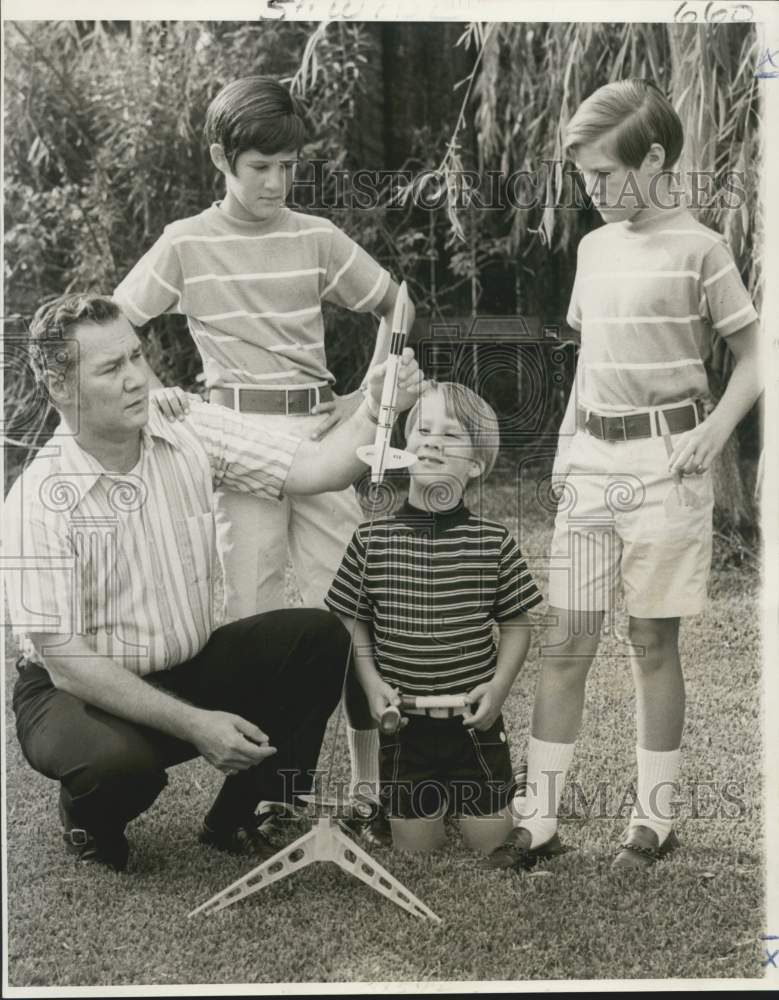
[620,203,689,236]
[395,498,471,532]
[47,409,180,504]
[208,201,291,232]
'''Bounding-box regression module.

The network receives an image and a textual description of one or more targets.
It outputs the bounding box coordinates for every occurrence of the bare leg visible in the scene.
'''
[532,608,604,742]
[622,616,683,847]
[628,616,684,750]
[516,608,603,846]
[390,817,447,854]
[459,810,513,854]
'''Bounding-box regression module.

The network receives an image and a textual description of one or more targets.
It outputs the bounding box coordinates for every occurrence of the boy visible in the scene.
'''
[326,382,543,854]
[113,77,413,826]
[482,79,761,872]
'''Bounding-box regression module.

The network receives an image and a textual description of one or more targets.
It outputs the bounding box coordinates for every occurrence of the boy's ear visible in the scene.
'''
[467,458,483,481]
[209,143,230,175]
[643,141,666,172]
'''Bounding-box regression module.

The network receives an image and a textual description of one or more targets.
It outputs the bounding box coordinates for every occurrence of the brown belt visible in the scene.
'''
[210,383,333,415]
[576,400,705,442]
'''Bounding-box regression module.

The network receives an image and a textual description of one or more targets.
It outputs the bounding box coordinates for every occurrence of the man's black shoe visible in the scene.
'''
[477,825,566,871]
[59,796,129,872]
[199,815,279,861]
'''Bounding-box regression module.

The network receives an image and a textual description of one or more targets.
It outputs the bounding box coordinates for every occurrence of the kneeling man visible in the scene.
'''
[4,293,423,871]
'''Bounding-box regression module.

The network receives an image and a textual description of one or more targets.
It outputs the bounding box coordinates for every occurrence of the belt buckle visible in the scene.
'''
[604,415,627,442]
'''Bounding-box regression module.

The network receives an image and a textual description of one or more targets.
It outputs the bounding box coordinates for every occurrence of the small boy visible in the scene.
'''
[113,76,413,822]
[483,79,761,872]
[326,382,543,854]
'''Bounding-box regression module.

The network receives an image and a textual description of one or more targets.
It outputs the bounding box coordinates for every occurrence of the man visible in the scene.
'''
[4,293,423,872]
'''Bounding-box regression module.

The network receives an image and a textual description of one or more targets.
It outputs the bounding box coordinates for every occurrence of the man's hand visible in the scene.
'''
[190,710,277,775]
[365,348,426,416]
[151,387,199,422]
[310,390,363,440]
[667,415,730,476]
[463,681,506,732]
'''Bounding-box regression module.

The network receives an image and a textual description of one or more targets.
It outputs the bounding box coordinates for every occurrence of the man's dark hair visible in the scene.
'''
[28,293,121,394]
[204,76,307,172]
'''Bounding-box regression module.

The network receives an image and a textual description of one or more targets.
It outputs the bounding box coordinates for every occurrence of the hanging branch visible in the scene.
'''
[389,22,496,244]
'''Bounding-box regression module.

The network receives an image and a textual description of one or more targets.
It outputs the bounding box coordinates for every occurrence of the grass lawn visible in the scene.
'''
[3,466,765,987]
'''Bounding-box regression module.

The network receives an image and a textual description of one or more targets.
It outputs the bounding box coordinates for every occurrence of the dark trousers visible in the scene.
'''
[13,609,347,839]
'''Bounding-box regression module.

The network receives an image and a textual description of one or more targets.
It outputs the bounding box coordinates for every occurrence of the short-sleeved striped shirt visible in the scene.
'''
[3,401,300,676]
[113,204,391,389]
[567,206,758,412]
[325,501,543,696]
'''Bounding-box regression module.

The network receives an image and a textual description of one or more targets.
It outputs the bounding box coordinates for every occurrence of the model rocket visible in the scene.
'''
[356,280,418,484]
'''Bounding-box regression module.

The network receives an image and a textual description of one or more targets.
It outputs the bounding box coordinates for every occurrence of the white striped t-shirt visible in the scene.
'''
[566,206,758,412]
[113,205,391,388]
[325,502,543,697]
[2,401,300,676]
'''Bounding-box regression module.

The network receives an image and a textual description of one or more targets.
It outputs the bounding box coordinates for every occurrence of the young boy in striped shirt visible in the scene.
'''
[113,76,413,830]
[326,382,543,854]
[483,79,761,873]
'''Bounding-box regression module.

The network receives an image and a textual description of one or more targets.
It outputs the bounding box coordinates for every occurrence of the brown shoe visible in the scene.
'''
[612,825,680,871]
[477,826,566,871]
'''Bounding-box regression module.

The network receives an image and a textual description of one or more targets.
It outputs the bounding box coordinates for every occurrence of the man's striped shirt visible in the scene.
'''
[113,204,390,388]
[567,205,758,412]
[3,401,300,676]
[325,501,543,696]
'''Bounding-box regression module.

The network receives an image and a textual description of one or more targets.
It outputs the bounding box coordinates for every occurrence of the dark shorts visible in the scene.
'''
[379,712,515,819]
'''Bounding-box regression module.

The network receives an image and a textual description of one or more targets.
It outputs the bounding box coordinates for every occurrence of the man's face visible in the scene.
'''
[219,147,298,223]
[574,135,657,223]
[406,389,481,502]
[68,316,150,438]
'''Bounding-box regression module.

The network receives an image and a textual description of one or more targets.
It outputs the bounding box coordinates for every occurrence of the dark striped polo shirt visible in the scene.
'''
[325,500,543,696]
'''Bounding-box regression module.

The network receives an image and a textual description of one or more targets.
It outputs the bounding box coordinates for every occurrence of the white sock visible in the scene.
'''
[513,735,575,848]
[631,745,680,846]
[347,726,380,805]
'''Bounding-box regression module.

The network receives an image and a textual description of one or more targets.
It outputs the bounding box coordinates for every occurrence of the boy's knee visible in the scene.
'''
[628,617,680,671]
[542,609,602,661]
[541,629,598,683]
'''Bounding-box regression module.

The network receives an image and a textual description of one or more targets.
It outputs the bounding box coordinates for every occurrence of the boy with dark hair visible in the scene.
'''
[326,382,543,854]
[483,78,761,872]
[114,75,411,830]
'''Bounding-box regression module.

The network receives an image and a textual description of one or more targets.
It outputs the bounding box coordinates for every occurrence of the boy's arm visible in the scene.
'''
[463,612,533,732]
[669,319,761,475]
[310,280,416,441]
[334,614,399,724]
[114,233,186,396]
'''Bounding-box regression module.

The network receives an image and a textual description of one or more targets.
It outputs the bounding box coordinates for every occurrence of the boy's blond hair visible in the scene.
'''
[404,381,500,481]
[565,79,683,169]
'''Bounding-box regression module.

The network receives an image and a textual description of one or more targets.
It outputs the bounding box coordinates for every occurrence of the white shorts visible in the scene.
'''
[547,430,714,619]
[213,410,363,619]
